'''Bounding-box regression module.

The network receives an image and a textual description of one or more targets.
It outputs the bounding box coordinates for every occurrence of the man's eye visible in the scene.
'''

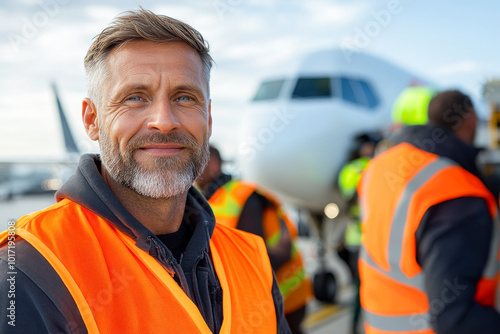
[127,96,144,102]
[176,96,193,102]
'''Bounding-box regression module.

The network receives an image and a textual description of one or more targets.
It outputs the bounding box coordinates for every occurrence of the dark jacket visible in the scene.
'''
[0,154,289,333]
[393,125,500,334]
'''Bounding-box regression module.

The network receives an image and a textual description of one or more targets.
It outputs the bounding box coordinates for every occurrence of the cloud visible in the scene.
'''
[433,61,480,76]
[17,0,42,5]
[83,5,121,22]
[299,1,368,26]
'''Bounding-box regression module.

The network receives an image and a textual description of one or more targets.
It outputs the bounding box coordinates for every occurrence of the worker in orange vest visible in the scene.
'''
[358,90,500,333]
[0,9,290,333]
[196,145,312,334]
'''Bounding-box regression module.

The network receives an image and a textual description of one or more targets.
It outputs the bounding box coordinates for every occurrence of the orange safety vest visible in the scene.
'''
[208,179,312,314]
[0,198,276,334]
[358,143,500,334]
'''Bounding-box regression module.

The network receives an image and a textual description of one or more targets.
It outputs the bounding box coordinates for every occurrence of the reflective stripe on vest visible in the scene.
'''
[209,180,255,228]
[209,180,312,313]
[0,199,276,333]
[364,310,431,332]
[359,143,500,334]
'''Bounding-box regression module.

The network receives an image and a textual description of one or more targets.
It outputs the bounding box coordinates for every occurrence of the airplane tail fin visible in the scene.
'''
[51,82,80,154]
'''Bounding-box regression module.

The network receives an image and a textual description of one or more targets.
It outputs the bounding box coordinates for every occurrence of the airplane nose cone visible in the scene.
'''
[235,101,346,212]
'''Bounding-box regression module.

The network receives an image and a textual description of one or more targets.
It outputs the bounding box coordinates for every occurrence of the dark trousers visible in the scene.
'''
[339,245,361,333]
[285,305,307,334]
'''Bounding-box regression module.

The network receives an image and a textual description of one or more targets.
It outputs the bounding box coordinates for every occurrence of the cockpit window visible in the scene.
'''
[253,79,285,101]
[340,77,379,109]
[291,77,332,99]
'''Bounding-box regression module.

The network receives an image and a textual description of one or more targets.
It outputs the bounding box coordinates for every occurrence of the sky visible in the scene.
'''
[0,0,499,159]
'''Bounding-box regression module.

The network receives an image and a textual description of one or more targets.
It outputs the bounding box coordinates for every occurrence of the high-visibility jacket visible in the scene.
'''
[338,156,371,246]
[0,198,276,334]
[358,143,500,334]
[208,179,312,314]
[338,156,371,203]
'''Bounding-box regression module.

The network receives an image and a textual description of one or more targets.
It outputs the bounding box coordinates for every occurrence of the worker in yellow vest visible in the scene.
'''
[337,133,379,334]
[0,9,291,333]
[196,145,312,334]
[358,90,500,333]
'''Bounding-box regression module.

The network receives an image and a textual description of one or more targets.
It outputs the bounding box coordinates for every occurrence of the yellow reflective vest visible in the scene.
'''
[338,156,371,246]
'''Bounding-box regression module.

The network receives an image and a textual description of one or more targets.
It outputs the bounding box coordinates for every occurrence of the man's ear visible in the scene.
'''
[82,98,99,141]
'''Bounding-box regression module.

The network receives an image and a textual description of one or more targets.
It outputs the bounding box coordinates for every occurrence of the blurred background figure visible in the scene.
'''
[391,86,437,128]
[376,86,437,155]
[196,145,312,334]
[358,89,500,333]
[337,133,379,334]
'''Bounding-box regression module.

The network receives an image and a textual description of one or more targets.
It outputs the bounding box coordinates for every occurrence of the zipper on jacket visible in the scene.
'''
[189,221,212,309]
[147,236,176,277]
[203,221,220,287]
[203,220,223,332]
[190,246,221,333]
[190,252,204,309]
[147,236,193,300]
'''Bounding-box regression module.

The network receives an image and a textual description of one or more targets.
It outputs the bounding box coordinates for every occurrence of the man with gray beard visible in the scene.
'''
[99,130,208,200]
[0,8,290,334]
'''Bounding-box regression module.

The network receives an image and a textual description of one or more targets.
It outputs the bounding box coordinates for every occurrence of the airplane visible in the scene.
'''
[0,83,81,200]
[234,47,435,303]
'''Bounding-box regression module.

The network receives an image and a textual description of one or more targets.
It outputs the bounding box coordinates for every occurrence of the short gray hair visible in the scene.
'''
[84,8,213,107]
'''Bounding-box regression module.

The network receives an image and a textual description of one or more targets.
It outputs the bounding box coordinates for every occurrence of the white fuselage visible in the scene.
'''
[236,49,430,213]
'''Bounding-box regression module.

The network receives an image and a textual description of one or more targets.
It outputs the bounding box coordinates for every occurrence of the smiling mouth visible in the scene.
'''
[139,144,185,156]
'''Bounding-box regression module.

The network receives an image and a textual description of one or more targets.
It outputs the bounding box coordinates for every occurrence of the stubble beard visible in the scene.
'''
[99,129,209,199]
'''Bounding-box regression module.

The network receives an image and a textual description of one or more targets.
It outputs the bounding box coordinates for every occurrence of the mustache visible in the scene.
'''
[127,132,198,151]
